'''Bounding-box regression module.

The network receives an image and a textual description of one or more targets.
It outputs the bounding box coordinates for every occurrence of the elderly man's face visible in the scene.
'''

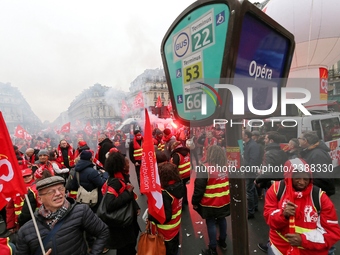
[298,135,308,148]
[26,150,34,157]
[38,184,66,212]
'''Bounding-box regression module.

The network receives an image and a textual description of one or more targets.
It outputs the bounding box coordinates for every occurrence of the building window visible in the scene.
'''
[154,92,157,99]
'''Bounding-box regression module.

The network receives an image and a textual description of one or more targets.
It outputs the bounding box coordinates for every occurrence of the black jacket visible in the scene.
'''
[243,139,261,177]
[255,142,288,188]
[16,198,109,255]
[300,141,335,196]
[18,188,37,227]
[98,138,114,167]
[148,181,184,224]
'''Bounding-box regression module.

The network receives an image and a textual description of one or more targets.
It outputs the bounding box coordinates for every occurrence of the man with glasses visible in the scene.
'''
[16,176,108,255]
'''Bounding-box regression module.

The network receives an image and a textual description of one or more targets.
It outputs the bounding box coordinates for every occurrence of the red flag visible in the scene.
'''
[0,112,27,210]
[156,96,162,108]
[106,121,113,131]
[14,125,25,139]
[134,91,144,108]
[121,100,128,118]
[84,122,93,135]
[60,122,70,133]
[141,109,166,224]
[167,100,172,112]
[14,125,31,140]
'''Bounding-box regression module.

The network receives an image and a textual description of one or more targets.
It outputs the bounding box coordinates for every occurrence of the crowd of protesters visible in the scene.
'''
[2,122,340,255]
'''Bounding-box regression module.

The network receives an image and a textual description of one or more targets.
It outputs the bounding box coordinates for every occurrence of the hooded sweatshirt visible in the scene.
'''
[264,158,340,255]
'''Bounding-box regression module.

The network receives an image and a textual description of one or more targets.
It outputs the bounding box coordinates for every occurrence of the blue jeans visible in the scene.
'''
[246,178,258,215]
[205,217,227,249]
[329,245,335,255]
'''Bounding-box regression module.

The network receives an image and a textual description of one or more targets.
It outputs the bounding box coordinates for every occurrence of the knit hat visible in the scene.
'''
[38,149,49,156]
[80,150,93,160]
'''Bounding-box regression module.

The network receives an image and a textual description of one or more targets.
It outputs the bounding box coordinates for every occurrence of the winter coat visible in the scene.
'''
[16,198,109,255]
[69,159,108,212]
[300,141,335,196]
[98,138,114,166]
[255,142,288,188]
[243,138,261,178]
[264,169,340,255]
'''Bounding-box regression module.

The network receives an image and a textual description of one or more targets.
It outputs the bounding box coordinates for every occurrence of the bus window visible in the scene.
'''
[256,121,298,143]
[311,120,322,140]
[321,118,340,142]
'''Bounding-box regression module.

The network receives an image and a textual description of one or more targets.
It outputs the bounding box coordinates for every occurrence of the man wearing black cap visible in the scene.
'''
[16,176,108,255]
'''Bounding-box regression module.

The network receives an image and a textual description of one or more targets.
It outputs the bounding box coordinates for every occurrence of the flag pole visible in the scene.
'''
[25,193,46,255]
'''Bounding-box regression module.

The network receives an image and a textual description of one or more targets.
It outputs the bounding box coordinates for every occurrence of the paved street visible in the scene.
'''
[105,161,340,255]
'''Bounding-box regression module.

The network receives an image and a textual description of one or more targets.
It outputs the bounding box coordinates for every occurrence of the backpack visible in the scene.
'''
[75,172,98,207]
[276,180,321,214]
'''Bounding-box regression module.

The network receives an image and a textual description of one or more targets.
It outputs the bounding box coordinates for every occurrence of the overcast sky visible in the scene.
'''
[0,0,259,123]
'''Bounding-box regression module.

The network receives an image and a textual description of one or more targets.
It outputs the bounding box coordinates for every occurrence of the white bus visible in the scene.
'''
[250,111,340,168]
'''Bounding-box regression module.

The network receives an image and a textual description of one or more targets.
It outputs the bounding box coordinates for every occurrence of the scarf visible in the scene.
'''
[38,199,70,229]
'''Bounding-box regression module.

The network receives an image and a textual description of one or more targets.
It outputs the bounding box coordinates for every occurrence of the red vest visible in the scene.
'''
[200,165,230,208]
[0,238,13,255]
[133,138,142,161]
[152,190,182,241]
[174,153,191,179]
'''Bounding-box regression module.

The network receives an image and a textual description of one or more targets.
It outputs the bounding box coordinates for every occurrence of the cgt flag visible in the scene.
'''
[140,109,165,224]
[0,112,27,210]
[60,122,71,133]
[134,91,145,108]
[84,122,93,135]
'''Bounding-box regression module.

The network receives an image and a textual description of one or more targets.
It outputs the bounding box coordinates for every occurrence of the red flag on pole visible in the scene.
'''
[134,91,144,108]
[84,122,93,135]
[106,121,113,131]
[167,100,172,112]
[121,100,128,118]
[141,109,166,224]
[156,96,162,108]
[0,112,27,210]
[14,125,25,139]
[60,122,71,133]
